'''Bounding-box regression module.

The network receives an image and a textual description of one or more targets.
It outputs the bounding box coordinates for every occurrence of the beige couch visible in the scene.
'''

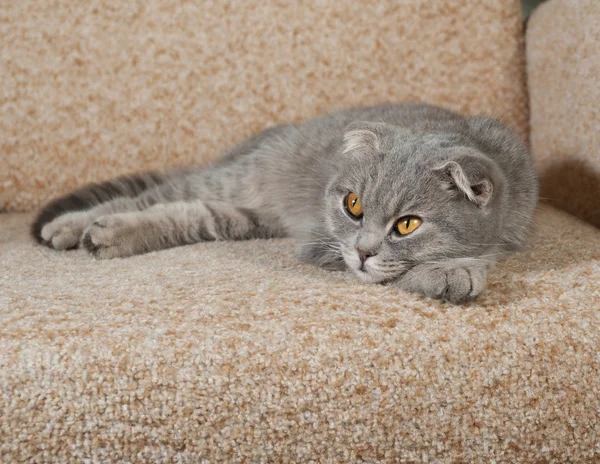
[2,0,599,462]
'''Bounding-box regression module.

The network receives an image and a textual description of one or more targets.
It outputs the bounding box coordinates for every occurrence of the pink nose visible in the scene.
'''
[357,249,375,263]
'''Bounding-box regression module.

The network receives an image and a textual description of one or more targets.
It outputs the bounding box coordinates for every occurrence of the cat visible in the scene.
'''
[32,103,538,303]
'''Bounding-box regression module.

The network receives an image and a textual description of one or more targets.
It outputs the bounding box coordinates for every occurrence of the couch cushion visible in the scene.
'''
[527,0,600,228]
[1,0,527,212]
[2,204,600,462]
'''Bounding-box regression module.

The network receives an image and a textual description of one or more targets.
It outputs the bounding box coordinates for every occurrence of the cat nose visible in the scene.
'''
[357,248,376,263]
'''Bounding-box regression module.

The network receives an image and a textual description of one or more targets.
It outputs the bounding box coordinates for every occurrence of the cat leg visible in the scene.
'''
[40,197,147,250]
[82,201,282,259]
[39,180,195,250]
[393,259,488,303]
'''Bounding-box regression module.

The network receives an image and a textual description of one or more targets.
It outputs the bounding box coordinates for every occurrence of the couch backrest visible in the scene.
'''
[1,0,527,212]
[527,0,600,228]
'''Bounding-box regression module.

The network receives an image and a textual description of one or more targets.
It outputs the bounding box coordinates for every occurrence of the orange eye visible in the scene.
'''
[396,216,422,235]
[344,192,363,219]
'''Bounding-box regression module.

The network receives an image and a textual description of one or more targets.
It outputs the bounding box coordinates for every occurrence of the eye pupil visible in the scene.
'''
[344,192,363,219]
[395,216,422,235]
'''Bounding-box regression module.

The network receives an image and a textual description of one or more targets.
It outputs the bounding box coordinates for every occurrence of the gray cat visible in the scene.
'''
[32,103,538,303]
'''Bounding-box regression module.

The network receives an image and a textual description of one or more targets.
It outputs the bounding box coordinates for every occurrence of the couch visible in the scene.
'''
[2,0,599,462]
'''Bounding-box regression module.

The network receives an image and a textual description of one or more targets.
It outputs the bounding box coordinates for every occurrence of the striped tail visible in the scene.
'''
[31,172,166,244]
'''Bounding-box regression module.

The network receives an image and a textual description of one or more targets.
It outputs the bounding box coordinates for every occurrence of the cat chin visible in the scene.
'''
[341,250,385,284]
[350,267,386,284]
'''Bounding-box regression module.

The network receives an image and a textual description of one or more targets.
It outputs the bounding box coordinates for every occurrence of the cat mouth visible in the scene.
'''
[345,254,410,284]
[356,267,411,286]
[349,261,389,284]
[340,246,399,283]
[353,268,382,283]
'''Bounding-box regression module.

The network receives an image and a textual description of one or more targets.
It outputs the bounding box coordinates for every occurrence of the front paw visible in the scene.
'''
[396,262,487,303]
[82,214,138,259]
[40,212,90,250]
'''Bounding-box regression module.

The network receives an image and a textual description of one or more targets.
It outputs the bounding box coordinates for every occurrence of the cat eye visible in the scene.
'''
[344,192,363,219]
[395,216,422,235]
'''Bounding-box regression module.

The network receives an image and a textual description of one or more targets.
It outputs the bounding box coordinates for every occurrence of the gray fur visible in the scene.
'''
[33,103,538,302]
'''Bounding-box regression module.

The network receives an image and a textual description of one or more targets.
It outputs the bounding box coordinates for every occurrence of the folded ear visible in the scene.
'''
[342,121,390,156]
[432,155,500,207]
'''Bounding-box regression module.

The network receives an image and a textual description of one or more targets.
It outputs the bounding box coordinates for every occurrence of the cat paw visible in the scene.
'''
[40,212,90,250]
[396,262,487,303]
[82,214,138,259]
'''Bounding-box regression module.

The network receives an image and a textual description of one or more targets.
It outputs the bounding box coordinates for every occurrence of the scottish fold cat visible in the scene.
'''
[32,103,538,302]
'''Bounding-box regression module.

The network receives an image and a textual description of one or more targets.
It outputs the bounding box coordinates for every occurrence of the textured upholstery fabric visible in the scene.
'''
[527,0,600,228]
[6,0,600,462]
[2,205,600,462]
[1,0,527,211]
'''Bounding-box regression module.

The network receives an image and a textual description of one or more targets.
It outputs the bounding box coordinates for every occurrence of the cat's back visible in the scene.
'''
[223,102,473,190]
[219,102,465,167]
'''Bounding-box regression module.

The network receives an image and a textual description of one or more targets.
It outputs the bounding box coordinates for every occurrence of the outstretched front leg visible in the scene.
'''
[82,201,282,259]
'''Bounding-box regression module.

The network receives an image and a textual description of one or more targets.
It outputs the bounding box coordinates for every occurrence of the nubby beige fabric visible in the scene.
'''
[1,0,527,211]
[2,205,600,462]
[527,0,600,227]
[5,0,600,461]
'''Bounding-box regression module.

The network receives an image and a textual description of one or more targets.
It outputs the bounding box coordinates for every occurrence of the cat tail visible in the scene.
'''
[31,171,167,244]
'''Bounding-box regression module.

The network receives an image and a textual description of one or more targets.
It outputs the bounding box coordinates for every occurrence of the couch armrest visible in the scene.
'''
[527,0,600,228]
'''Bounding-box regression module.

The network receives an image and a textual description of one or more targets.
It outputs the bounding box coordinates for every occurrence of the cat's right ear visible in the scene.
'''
[342,122,388,156]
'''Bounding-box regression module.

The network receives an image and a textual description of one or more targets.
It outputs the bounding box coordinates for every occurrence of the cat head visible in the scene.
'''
[322,119,536,283]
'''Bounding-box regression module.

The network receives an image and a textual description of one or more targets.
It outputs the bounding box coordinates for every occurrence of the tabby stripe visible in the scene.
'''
[196,222,216,242]
[202,203,223,239]
[237,208,276,240]
[31,171,166,244]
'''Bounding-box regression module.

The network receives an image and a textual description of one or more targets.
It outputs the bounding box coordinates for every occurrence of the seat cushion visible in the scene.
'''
[0,0,527,211]
[1,204,600,462]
